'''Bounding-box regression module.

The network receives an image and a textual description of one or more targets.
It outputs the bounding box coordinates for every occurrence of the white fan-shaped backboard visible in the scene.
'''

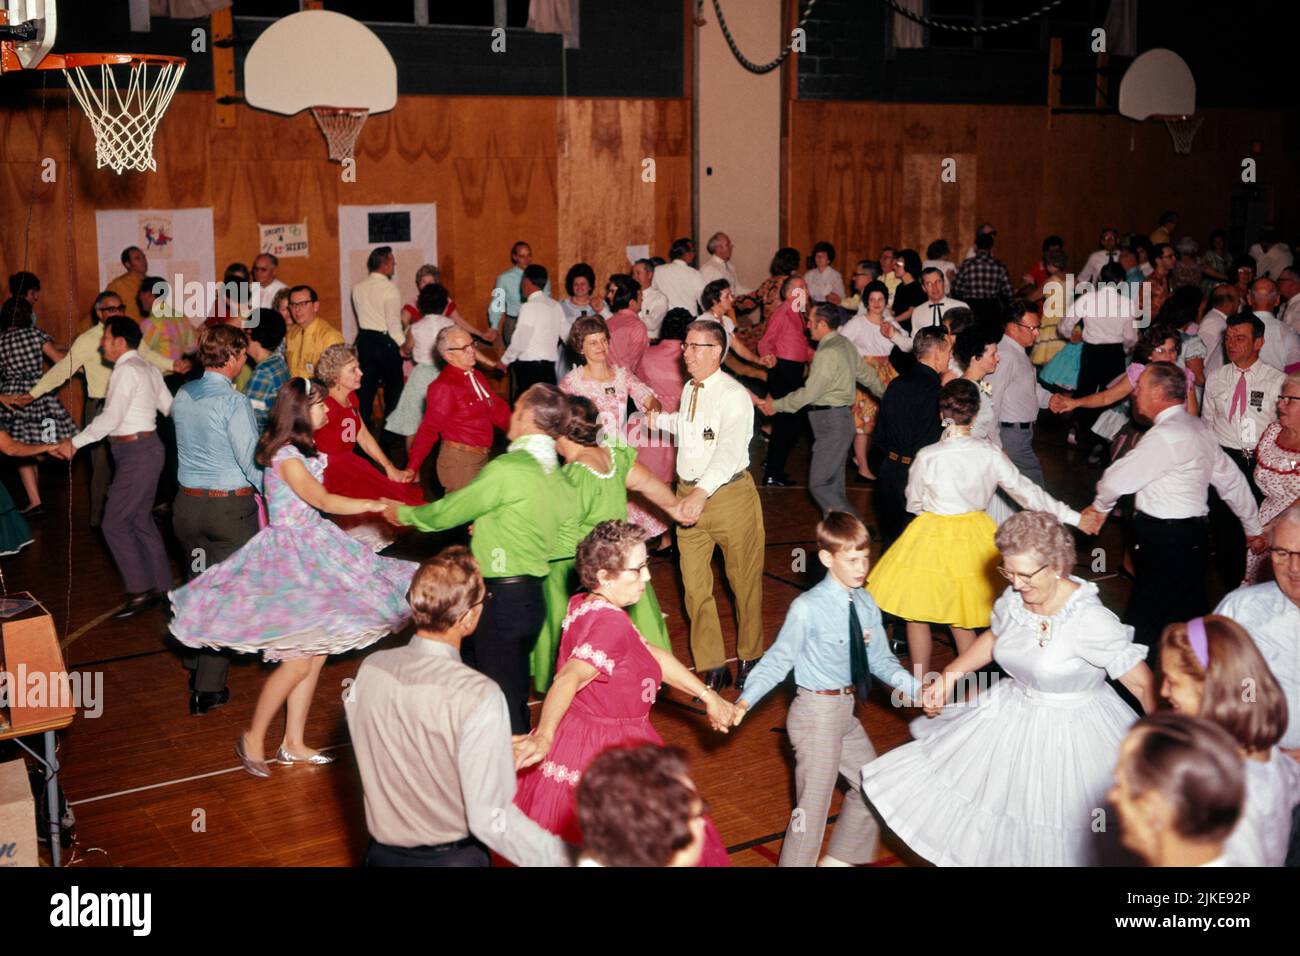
[244,10,396,115]
[1118,48,1196,120]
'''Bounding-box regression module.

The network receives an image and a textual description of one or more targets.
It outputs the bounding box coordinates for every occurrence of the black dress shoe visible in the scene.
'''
[189,687,231,716]
[763,475,795,487]
[112,590,163,620]
[735,656,761,693]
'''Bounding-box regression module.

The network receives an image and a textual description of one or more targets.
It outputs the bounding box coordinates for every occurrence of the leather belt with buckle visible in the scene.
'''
[802,686,854,696]
[110,431,156,444]
[445,440,490,454]
[999,421,1032,429]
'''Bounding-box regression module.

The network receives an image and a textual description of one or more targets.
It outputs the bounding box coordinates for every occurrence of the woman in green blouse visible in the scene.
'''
[531,395,691,691]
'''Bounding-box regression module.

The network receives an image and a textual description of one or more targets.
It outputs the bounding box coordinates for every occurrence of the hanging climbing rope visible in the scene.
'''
[706,0,819,75]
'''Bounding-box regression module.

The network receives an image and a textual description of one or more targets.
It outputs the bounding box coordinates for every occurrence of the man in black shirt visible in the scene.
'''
[874,326,951,546]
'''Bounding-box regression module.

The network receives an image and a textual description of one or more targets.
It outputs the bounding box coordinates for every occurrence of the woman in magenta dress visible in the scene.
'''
[513,520,735,865]
[312,344,424,550]
[560,316,669,540]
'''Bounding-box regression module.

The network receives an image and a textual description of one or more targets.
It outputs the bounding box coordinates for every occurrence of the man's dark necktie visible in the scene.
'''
[849,600,872,701]
[931,303,943,326]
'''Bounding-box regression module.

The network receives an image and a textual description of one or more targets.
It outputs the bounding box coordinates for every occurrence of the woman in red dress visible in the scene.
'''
[512,520,735,865]
[312,344,424,550]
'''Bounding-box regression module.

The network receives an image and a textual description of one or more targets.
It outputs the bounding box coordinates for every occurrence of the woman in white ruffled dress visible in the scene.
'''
[862,511,1157,866]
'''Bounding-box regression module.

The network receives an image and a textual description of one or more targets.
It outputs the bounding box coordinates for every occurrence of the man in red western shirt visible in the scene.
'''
[408,327,511,492]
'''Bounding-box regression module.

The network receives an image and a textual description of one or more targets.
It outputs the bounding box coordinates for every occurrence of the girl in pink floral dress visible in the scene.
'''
[513,521,734,865]
[561,316,669,538]
[169,378,418,778]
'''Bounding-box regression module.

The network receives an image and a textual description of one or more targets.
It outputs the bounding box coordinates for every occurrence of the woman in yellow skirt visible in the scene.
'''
[867,379,1083,682]
[841,280,909,479]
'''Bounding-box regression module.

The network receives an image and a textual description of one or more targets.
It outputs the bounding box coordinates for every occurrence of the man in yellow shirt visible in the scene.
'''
[106,246,150,322]
[28,291,189,526]
[284,284,344,379]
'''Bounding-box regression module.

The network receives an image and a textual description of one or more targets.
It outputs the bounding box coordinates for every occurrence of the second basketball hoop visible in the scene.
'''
[244,10,397,164]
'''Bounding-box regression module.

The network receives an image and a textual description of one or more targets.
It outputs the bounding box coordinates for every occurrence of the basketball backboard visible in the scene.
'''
[244,10,397,116]
[1118,48,1195,121]
[0,0,56,72]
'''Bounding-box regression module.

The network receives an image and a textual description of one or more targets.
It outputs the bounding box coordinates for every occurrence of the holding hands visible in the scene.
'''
[0,394,34,409]
[381,501,407,527]
[731,700,749,727]
[50,439,76,461]
[701,689,736,734]
[756,396,776,416]
[760,353,778,369]
[385,464,417,484]
[1048,393,1076,414]
[921,678,946,717]
[678,487,708,524]
[1077,505,1107,536]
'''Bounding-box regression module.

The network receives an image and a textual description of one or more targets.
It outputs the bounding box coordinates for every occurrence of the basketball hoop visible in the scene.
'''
[37,53,186,174]
[311,106,369,163]
[1155,113,1203,155]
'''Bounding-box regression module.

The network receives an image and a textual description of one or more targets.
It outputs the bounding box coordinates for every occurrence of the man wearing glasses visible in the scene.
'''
[25,291,187,527]
[1080,363,1262,656]
[283,284,343,379]
[988,300,1052,490]
[653,319,765,693]
[406,327,510,493]
[1214,502,1300,867]
[251,253,287,310]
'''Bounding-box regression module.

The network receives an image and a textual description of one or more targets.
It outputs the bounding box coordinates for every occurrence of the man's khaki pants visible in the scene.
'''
[437,442,490,493]
[676,472,765,671]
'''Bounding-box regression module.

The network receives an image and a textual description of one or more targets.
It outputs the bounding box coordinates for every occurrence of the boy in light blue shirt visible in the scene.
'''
[735,511,921,866]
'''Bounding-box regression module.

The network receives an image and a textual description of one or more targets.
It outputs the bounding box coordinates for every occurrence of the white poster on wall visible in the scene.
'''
[259,221,310,258]
[337,203,437,342]
[95,207,215,320]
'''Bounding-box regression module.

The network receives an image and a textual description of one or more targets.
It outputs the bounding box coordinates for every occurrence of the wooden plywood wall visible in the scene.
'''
[786,100,1298,281]
[0,91,691,356]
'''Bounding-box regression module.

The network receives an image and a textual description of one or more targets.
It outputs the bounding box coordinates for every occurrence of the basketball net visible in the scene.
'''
[1161,114,1203,155]
[311,107,369,163]
[62,59,185,174]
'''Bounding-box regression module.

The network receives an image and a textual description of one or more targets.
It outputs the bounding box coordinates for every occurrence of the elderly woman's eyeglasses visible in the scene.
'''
[618,562,649,576]
[996,563,1051,584]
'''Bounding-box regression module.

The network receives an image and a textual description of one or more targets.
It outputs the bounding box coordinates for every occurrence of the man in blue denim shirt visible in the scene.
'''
[735,512,921,866]
[170,324,263,715]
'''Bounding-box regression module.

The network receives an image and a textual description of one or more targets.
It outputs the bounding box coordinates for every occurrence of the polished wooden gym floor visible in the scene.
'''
[3,414,1224,867]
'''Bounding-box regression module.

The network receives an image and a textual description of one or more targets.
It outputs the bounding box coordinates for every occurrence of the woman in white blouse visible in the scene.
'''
[802,241,845,305]
[867,379,1082,681]
[841,280,910,480]
[864,511,1156,866]
[1158,615,1300,866]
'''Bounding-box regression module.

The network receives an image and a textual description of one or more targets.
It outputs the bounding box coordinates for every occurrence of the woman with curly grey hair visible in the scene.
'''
[862,509,1156,866]
[513,519,734,865]
[311,343,424,550]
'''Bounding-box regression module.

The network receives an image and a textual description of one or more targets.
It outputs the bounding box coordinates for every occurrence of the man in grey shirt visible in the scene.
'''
[345,547,570,867]
[988,301,1052,488]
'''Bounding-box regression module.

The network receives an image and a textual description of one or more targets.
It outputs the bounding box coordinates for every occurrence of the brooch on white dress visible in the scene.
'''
[1037,619,1052,648]
[977,381,992,396]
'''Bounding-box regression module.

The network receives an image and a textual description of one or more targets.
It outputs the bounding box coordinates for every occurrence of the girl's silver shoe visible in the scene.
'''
[275,745,335,766]
[235,737,272,778]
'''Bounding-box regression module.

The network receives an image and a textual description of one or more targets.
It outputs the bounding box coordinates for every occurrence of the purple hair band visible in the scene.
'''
[1186,617,1210,669]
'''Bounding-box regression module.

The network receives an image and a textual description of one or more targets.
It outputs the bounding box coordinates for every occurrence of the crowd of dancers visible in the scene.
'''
[0,214,1298,867]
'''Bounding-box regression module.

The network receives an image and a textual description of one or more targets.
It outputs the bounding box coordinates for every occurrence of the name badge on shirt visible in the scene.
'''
[702,427,715,442]
[604,386,616,397]
[1249,390,1264,411]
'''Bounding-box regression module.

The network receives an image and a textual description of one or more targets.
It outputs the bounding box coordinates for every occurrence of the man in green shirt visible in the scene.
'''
[386,383,576,733]
[758,303,885,518]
